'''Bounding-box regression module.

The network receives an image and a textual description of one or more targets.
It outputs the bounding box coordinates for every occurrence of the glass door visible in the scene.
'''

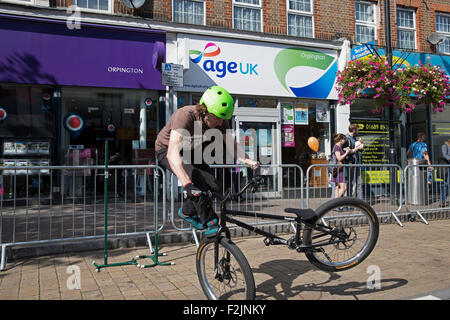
[236,119,280,197]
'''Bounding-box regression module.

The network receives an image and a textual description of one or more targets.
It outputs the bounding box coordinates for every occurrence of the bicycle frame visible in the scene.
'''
[212,176,343,254]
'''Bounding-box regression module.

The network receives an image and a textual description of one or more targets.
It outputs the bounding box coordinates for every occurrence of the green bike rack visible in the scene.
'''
[92,139,138,271]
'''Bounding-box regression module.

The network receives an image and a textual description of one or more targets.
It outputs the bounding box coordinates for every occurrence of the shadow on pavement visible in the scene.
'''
[253,259,408,300]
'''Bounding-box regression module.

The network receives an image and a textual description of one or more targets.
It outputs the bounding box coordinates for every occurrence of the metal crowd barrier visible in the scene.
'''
[3,162,450,270]
[0,165,167,271]
[403,164,450,225]
[306,164,404,226]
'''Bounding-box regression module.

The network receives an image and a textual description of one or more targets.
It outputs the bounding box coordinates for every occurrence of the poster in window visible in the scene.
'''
[38,142,50,154]
[3,142,16,154]
[281,124,295,147]
[27,142,40,154]
[281,102,294,124]
[316,102,329,122]
[15,142,27,154]
[294,103,308,125]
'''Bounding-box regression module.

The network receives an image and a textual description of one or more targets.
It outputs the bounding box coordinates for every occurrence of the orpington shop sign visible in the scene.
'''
[107,66,144,74]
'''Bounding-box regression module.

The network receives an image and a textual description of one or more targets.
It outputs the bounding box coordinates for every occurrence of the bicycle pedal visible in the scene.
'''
[263,237,272,246]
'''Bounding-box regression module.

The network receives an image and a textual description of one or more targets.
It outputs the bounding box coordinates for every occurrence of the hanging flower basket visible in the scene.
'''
[336,56,450,113]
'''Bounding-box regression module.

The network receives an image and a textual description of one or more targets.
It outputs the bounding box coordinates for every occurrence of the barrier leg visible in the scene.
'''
[146,232,154,255]
[192,229,200,248]
[135,158,173,268]
[289,222,297,234]
[391,212,404,227]
[416,211,429,225]
[1,244,6,271]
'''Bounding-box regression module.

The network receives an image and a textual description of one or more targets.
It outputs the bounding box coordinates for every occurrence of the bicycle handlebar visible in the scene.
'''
[196,172,266,203]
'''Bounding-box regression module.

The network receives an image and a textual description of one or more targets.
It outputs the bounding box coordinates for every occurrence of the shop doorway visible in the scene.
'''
[235,115,280,197]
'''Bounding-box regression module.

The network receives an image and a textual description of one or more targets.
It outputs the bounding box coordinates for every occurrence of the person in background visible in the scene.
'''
[332,133,351,199]
[406,132,433,184]
[439,139,450,206]
[343,124,364,199]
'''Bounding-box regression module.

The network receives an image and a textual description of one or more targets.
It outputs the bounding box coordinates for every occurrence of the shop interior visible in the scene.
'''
[0,84,55,199]
[60,87,161,197]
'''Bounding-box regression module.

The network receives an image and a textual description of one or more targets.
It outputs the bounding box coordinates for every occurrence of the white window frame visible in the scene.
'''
[354,0,378,44]
[286,0,315,38]
[232,0,263,33]
[436,12,450,55]
[172,0,206,26]
[396,7,417,50]
[72,0,113,15]
[0,0,37,6]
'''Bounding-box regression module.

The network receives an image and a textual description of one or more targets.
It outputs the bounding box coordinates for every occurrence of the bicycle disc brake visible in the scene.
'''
[332,227,357,250]
[215,258,238,288]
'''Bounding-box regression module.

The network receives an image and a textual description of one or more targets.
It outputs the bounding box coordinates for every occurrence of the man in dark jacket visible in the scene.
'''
[343,124,364,199]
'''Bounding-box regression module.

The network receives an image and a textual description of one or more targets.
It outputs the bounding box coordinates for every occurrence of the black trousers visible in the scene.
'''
[156,148,221,225]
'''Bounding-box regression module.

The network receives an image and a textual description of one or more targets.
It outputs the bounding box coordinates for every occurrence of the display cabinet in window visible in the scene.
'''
[0,139,52,199]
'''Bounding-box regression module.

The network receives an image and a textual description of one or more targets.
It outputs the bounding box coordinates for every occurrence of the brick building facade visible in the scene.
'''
[9,0,446,53]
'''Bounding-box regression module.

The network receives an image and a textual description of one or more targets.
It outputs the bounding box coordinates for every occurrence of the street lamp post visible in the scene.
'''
[384,0,399,204]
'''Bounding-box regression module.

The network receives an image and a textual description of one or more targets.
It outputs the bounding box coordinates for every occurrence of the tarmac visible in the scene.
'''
[0,218,450,301]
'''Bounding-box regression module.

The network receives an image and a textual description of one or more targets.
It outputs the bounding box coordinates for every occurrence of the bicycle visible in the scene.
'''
[195,172,380,300]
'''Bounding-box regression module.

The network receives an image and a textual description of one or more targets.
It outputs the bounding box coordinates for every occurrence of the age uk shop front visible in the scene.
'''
[172,34,339,193]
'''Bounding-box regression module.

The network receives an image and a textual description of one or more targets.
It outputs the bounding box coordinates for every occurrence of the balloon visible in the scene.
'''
[308,137,319,152]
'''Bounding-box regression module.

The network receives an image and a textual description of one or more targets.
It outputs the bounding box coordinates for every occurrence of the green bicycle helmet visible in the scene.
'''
[199,86,234,120]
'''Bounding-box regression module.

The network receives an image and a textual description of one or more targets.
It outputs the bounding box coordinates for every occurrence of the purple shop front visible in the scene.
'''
[0,14,166,90]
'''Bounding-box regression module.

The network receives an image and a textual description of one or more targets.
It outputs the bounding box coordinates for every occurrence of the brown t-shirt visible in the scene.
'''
[155,105,230,152]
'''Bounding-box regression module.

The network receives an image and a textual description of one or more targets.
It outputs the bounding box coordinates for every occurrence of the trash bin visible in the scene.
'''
[407,158,429,205]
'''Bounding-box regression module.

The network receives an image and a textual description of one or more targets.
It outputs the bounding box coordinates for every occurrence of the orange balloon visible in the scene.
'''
[308,137,319,152]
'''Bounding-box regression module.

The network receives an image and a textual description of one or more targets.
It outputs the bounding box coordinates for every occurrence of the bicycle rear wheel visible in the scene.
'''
[302,197,379,272]
[196,237,255,300]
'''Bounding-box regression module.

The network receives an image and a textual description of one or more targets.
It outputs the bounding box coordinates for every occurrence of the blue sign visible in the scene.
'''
[351,42,375,60]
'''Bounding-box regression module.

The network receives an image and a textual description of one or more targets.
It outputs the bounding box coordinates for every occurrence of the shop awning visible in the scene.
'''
[0,14,166,90]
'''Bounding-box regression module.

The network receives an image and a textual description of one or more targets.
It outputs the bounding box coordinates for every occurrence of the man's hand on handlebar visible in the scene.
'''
[243,159,260,170]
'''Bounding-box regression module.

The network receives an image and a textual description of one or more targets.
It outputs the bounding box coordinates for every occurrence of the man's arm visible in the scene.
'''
[166,130,192,186]
[224,135,259,168]
[423,149,431,165]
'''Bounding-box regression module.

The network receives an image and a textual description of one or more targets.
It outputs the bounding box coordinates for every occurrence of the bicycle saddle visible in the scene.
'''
[284,208,318,223]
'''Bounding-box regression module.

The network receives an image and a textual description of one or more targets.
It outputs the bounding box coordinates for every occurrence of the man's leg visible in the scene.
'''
[156,149,203,227]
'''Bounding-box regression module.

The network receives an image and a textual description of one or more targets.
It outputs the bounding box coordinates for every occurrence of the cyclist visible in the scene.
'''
[155,86,258,237]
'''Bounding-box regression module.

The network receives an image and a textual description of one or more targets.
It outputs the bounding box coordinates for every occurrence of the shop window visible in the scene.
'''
[61,87,159,166]
[1,0,35,4]
[354,0,377,44]
[436,13,450,54]
[397,7,417,50]
[0,85,55,138]
[173,0,206,25]
[177,93,190,108]
[433,122,450,162]
[237,96,277,108]
[287,0,314,38]
[281,100,330,173]
[350,99,402,121]
[233,0,262,32]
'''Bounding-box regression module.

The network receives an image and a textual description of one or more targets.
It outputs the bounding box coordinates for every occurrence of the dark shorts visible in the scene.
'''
[156,148,221,225]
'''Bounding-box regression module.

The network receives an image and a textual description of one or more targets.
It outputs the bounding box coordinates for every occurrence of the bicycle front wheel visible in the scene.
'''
[302,197,379,272]
[196,237,255,300]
